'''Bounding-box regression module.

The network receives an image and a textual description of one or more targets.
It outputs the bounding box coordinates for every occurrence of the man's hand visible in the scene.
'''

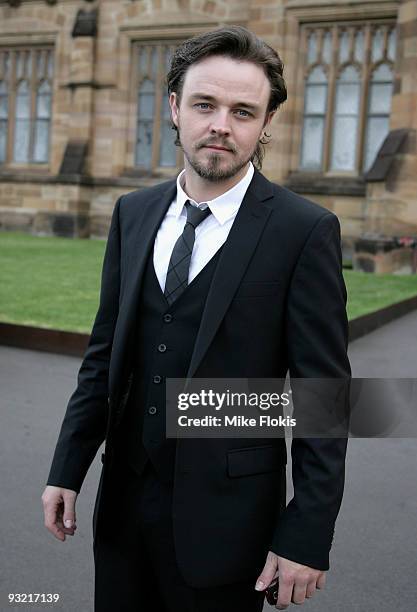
[42,486,78,542]
[255,551,326,609]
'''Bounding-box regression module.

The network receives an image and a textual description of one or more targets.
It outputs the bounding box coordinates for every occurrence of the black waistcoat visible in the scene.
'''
[118,243,223,483]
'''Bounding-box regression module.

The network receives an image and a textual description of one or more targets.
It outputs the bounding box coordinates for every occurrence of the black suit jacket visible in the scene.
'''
[47,169,350,587]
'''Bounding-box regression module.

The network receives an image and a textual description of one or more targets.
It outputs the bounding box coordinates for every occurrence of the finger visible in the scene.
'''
[316,573,326,590]
[275,575,294,610]
[292,582,307,605]
[306,579,317,598]
[62,492,77,534]
[255,551,278,591]
[55,503,74,535]
[44,502,66,541]
[56,513,76,535]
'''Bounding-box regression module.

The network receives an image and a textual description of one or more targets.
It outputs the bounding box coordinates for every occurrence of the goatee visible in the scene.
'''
[184,148,252,182]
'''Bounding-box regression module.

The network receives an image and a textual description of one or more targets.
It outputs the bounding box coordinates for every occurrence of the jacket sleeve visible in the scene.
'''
[270,212,351,570]
[46,196,122,494]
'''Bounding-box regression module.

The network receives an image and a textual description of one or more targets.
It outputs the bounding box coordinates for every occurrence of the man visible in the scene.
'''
[42,26,350,611]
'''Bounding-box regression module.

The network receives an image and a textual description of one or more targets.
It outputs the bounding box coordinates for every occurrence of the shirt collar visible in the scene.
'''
[172,162,255,226]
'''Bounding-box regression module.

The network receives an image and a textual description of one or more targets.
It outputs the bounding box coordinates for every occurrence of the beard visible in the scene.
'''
[177,127,256,182]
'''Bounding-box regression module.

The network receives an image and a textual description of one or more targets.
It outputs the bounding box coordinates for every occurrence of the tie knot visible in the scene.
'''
[185,200,212,228]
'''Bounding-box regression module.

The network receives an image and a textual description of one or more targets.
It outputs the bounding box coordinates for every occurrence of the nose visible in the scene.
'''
[209,110,231,138]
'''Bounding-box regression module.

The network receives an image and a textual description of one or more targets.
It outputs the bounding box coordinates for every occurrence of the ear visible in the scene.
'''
[263,110,276,131]
[169,92,180,127]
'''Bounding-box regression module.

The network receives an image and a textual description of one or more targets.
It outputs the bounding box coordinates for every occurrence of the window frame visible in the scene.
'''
[297,20,397,177]
[128,39,184,177]
[0,45,54,168]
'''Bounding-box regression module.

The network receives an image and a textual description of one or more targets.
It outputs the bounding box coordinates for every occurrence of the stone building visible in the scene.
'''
[0,0,416,272]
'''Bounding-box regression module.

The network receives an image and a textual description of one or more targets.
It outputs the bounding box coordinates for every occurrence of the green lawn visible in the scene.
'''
[0,232,105,333]
[1,232,417,332]
[344,269,417,320]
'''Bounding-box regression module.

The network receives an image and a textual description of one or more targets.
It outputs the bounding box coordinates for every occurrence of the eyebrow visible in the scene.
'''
[189,93,260,112]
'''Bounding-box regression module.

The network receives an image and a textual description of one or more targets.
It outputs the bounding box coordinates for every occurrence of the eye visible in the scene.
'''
[235,109,251,117]
[195,103,211,110]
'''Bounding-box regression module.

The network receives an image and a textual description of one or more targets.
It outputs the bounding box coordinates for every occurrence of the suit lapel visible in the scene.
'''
[117,180,176,358]
[125,180,177,300]
[186,170,275,379]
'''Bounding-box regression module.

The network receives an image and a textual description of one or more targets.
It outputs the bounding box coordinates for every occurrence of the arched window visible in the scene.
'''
[134,42,180,173]
[300,66,328,170]
[14,80,30,162]
[0,47,53,165]
[0,80,8,163]
[298,23,397,175]
[330,66,361,171]
[34,80,52,163]
[364,64,393,171]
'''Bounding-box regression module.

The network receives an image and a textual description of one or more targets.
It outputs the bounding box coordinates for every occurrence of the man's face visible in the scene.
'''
[169,55,275,182]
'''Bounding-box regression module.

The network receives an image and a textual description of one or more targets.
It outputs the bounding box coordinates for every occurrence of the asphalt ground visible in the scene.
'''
[1,310,417,611]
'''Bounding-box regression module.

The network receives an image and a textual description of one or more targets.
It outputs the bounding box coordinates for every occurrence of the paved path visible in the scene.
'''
[1,310,417,611]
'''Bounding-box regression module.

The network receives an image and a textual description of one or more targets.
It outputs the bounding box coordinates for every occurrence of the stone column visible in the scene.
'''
[51,5,99,238]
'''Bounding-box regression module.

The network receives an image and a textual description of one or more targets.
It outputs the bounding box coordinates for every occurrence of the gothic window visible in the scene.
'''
[133,41,181,173]
[0,47,54,165]
[299,23,397,174]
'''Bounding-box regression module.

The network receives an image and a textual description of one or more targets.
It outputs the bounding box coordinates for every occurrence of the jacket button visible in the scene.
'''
[158,343,167,353]
[163,314,173,323]
[148,406,157,415]
[153,375,162,384]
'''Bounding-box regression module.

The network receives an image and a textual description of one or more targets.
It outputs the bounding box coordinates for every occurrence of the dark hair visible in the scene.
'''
[166,25,287,169]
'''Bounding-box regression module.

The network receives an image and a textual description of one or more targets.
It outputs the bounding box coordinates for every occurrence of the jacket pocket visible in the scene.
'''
[227,444,286,478]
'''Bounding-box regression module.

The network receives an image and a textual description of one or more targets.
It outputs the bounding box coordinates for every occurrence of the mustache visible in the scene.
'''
[196,139,237,153]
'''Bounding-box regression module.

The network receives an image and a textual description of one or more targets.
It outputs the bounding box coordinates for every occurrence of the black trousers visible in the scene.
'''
[94,460,265,612]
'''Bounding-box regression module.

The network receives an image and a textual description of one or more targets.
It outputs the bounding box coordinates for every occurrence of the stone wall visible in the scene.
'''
[0,0,415,274]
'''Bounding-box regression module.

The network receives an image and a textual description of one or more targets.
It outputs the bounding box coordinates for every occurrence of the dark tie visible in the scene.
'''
[164,200,212,305]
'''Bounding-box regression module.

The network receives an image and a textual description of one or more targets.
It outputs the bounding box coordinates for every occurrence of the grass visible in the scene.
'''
[0,232,105,333]
[344,269,417,320]
[1,232,417,333]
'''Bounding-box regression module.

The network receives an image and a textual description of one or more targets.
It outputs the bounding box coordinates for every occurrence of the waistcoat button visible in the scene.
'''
[148,406,157,415]
[163,314,173,323]
[153,375,162,384]
[158,343,167,353]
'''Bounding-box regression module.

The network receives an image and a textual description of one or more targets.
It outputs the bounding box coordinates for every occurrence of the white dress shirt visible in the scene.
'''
[153,162,255,292]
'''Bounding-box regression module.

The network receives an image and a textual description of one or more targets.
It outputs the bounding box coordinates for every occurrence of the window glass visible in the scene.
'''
[364,64,393,171]
[300,67,327,170]
[372,28,384,62]
[159,95,176,167]
[331,66,360,170]
[136,79,155,169]
[322,32,332,64]
[339,31,350,64]
[307,32,317,64]
[354,30,364,62]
